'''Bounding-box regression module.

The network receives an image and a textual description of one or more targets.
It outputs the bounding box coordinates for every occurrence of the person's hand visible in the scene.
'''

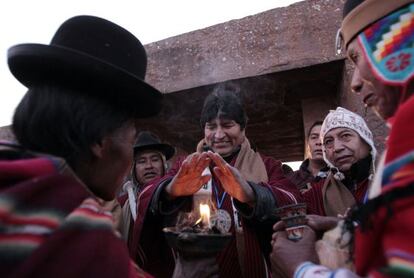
[165,152,211,199]
[172,254,219,278]
[208,151,255,205]
[306,215,339,233]
[272,220,286,235]
[270,227,318,278]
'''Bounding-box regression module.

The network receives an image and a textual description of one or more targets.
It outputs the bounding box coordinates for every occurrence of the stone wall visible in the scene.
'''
[0,125,15,142]
[138,0,388,161]
[145,0,345,93]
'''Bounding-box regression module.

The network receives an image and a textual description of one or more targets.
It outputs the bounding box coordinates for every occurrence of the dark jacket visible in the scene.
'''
[288,159,329,192]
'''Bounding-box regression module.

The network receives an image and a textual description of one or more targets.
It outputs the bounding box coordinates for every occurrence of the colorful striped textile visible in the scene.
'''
[62,198,115,230]
[359,3,414,85]
[386,249,414,276]
[0,143,152,278]
[353,96,414,277]
[304,176,369,216]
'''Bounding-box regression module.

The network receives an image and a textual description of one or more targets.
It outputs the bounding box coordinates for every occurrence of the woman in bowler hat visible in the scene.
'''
[0,15,160,277]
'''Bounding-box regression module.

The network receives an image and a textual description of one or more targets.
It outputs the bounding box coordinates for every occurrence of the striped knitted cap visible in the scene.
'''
[320,107,377,169]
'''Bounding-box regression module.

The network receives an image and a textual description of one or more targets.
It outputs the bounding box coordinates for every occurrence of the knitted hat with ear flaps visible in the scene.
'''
[320,107,377,179]
[8,15,162,118]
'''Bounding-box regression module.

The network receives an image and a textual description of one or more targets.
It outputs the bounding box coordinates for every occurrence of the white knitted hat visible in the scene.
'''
[320,107,377,172]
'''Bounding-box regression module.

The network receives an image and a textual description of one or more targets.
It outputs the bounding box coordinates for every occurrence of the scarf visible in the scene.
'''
[322,173,358,217]
[196,138,268,277]
[196,138,268,183]
[323,156,372,216]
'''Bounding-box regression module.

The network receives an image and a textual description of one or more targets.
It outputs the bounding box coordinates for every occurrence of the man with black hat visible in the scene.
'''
[131,131,175,192]
[0,15,162,277]
[270,0,414,277]
[120,131,175,242]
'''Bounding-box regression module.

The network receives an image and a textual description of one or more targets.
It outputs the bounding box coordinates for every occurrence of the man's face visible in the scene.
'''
[347,39,400,120]
[204,117,245,157]
[308,125,323,160]
[134,150,164,185]
[323,127,370,172]
[90,121,137,200]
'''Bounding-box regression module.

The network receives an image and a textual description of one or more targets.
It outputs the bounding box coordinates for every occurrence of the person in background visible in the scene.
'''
[282,163,294,176]
[119,131,175,242]
[288,121,329,192]
[284,108,377,268]
[271,0,414,277]
[303,107,377,217]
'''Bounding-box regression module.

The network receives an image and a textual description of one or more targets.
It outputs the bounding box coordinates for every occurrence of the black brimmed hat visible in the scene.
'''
[134,131,175,160]
[7,15,162,117]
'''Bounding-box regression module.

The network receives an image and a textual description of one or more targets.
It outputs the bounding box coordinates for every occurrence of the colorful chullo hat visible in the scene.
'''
[338,0,414,99]
[358,3,414,87]
[320,107,377,179]
[339,0,414,50]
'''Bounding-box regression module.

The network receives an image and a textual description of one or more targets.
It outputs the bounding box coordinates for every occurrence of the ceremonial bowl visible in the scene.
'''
[163,226,232,257]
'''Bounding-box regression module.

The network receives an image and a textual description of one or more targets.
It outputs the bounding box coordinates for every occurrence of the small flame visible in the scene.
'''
[199,203,211,228]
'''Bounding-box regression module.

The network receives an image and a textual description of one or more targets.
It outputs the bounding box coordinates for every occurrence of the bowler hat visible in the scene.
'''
[7,15,162,117]
[134,131,175,160]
